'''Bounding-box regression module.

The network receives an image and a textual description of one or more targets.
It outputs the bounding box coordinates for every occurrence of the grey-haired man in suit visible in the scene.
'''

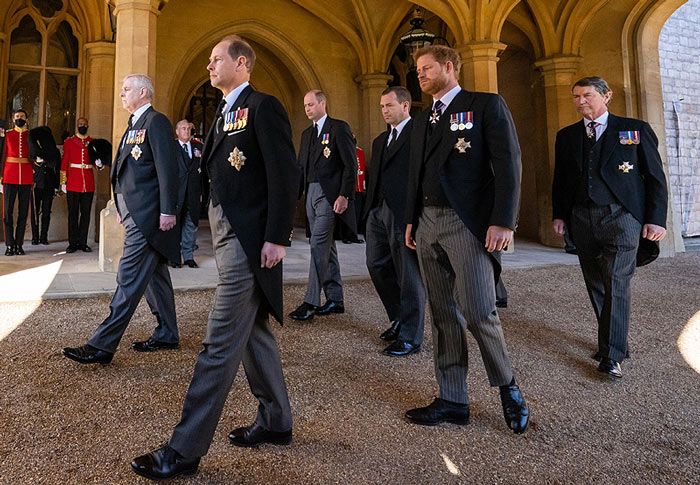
[63,74,180,364]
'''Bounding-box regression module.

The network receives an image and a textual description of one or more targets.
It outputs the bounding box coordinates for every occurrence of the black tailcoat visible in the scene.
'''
[298,116,357,233]
[553,113,668,227]
[406,90,522,275]
[205,86,300,324]
[552,113,668,265]
[111,106,180,263]
[175,138,203,225]
[362,120,413,230]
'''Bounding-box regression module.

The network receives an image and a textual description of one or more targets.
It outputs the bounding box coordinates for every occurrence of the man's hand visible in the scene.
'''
[35,157,44,165]
[0,184,3,194]
[261,242,286,269]
[95,159,103,169]
[159,214,177,231]
[552,218,566,236]
[61,184,67,193]
[642,223,667,241]
[405,224,417,250]
[485,225,513,253]
[333,195,348,214]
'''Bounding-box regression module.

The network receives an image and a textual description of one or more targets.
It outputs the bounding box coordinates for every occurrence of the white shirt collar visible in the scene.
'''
[131,103,152,124]
[582,111,609,140]
[582,111,609,128]
[222,81,250,113]
[434,85,462,111]
[315,114,328,135]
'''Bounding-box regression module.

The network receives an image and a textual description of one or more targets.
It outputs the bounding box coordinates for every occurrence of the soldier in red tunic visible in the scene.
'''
[60,117,103,252]
[1,110,33,256]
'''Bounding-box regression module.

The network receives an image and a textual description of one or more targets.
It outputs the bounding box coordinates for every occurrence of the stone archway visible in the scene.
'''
[498,19,547,242]
[622,0,688,254]
[658,0,700,240]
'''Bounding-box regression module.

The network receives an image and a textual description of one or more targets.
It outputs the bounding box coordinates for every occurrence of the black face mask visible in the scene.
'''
[14,119,26,128]
[77,126,88,135]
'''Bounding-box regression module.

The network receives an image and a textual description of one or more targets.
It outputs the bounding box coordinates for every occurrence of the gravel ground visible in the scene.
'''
[1,253,699,484]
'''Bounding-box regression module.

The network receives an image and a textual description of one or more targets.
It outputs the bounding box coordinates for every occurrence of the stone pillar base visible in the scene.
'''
[98,199,124,273]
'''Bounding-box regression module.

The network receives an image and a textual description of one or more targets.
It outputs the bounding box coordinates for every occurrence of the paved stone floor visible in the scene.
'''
[0,233,698,483]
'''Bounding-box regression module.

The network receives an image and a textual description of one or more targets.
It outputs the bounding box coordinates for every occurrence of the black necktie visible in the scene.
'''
[386,128,398,150]
[181,143,190,158]
[127,114,134,129]
[587,121,597,140]
[433,100,445,117]
[215,99,227,134]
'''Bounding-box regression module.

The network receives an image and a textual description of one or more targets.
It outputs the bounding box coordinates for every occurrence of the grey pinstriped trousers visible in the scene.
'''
[570,202,641,363]
[416,206,514,405]
[169,203,292,458]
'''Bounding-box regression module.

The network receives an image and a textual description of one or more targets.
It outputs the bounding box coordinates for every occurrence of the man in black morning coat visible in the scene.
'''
[132,35,300,480]
[552,76,668,379]
[362,85,426,357]
[289,89,357,321]
[403,45,528,434]
[63,73,181,364]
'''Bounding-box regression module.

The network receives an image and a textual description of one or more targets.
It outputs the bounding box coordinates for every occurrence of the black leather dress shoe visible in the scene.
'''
[499,384,529,434]
[316,300,344,316]
[15,246,25,255]
[132,444,200,480]
[169,261,182,268]
[132,338,179,352]
[496,298,508,308]
[405,398,469,426]
[598,357,622,378]
[62,344,113,365]
[379,320,401,341]
[40,238,49,245]
[31,238,39,245]
[81,245,92,252]
[5,246,15,256]
[289,302,317,321]
[184,259,198,268]
[228,422,292,448]
[383,340,420,357]
[65,245,78,253]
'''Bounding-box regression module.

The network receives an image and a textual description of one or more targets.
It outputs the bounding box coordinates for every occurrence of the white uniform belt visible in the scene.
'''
[69,163,91,169]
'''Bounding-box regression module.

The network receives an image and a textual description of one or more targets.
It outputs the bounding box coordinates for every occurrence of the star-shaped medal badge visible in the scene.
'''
[429,111,441,124]
[131,145,142,160]
[229,147,246,171]
[454,138,471,153]
[618,161,634,173]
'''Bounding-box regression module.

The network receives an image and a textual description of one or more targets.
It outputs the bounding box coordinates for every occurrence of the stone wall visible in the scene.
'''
[660,0,700,237]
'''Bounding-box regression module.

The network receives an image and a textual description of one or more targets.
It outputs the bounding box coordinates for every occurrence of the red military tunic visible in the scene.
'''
[60,135,95,193]
[1,127,33,185]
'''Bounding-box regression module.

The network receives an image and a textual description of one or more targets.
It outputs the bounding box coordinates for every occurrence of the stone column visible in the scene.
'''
[0,32,6,115]
[99,0,160,272]
[355,73,392,153]
[534,55,582,246]
[84,42,116,249]
[455,41,506,93]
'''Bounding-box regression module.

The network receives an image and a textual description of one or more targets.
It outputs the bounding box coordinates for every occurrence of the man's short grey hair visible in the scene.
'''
[175,119,191,129]
[124,74,154,100]
[572,76,611,96]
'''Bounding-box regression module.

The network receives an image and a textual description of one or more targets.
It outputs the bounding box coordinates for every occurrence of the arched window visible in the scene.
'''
[6,4,80,145]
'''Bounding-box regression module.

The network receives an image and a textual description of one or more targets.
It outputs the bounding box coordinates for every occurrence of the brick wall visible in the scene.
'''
[660,0,700,236]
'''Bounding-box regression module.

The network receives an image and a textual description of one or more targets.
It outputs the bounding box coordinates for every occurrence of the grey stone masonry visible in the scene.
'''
[660,0,700,236]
